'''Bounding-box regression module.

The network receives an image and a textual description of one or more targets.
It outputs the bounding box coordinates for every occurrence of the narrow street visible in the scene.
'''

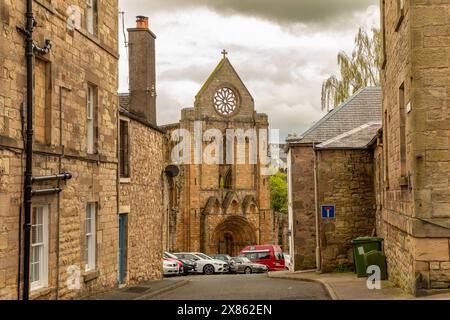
[149,274,330,300]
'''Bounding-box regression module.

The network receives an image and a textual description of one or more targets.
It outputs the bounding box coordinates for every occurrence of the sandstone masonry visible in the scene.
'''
[0,1,164,300]
[378,0,450,294]
[118,17,166,285]
[286,88,382,271]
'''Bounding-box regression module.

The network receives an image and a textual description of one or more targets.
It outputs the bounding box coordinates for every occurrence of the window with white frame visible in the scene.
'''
[87,84,96,154]
[85,203,97,271]
[31,206,49,291]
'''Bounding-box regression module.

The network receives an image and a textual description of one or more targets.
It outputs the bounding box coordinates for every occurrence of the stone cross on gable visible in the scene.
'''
[222,49,228,59]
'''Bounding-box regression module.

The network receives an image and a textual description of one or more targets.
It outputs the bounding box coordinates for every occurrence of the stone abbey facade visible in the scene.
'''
[163,57,276,257]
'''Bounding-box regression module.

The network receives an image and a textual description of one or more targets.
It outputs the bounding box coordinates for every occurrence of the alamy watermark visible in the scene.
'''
[366,265,382,290]
[170,122,285,176]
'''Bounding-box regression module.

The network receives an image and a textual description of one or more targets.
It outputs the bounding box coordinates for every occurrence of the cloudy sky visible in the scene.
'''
[118,0,380,142]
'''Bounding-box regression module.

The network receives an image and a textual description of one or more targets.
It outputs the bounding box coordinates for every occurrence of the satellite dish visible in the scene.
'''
[164,165,180,178]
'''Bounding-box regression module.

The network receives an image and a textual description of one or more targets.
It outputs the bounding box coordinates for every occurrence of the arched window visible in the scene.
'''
[219,165,232,189]
[224,167,232,189]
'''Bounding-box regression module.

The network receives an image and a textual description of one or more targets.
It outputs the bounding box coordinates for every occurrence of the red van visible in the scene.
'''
[239,245,285,271]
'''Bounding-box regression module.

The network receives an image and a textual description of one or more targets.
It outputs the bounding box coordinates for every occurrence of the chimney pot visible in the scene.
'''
[136,16,149,29]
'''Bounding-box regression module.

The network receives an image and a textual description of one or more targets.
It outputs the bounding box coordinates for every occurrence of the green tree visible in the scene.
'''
[321,27,381,111]
[269,172,288,214]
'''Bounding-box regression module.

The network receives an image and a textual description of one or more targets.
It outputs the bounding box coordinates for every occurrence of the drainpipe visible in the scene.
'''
[21,0,35,301]
[17,206,22,300]
[187,166,191,252]
[287,148,295,269]
[313,143,321,272]
[16,102,27,300]
[116,107,121,286]
[17,0,53,300]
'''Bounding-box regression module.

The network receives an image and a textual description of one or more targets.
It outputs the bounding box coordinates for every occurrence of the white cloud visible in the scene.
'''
[119,1,380,142]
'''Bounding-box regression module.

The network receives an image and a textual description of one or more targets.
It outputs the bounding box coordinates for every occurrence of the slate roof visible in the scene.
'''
[316,122,382,149]
[118,93,166,133]
[119,93,130,109]
[287,87,381,144]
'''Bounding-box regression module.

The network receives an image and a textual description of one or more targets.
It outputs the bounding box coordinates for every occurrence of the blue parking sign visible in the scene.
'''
[321,205,335,219]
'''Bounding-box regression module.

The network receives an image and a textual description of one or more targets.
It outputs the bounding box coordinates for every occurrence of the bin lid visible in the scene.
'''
[364,250,385,257]
[351,237,383,244]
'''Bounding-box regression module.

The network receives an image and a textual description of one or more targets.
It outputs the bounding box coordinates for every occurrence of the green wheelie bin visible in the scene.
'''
[351,237,383,277]
[364,250,388,280]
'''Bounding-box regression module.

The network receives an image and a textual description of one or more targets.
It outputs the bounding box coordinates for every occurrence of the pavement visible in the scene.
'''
[268,271,450,300]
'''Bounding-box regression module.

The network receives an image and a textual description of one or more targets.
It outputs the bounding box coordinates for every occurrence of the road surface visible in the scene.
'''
[150,274,330,300]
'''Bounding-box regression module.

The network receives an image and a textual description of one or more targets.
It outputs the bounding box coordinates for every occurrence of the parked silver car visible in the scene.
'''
[231,257,269,274]
[174,252,228,275]
[211,254,236,273]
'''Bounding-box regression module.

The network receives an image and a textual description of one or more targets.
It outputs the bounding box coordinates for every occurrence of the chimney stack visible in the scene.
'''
[127,16,157,125]
[136,16,149,29]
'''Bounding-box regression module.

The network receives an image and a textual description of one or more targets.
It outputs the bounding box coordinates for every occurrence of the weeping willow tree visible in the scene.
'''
[321,27,382,111]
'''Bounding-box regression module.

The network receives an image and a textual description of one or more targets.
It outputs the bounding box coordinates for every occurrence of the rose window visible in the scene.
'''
[214,87,238,115]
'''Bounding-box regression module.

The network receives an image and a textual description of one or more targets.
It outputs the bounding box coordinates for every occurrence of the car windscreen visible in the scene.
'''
[274,252,284,260]
[242,251,270,260]
[165,252,178,259]
[241,257,251,263]
[196,253,212,260]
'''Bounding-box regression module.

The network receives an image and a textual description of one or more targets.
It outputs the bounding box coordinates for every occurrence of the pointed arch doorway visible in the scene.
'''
[213,216,257,256]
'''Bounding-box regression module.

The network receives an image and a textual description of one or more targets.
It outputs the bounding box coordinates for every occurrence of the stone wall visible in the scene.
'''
[274,212,289,252]
[0,0,121,299]
[119,118,164,283]
[379,0,450,294]
[316,149,376,272]
[287,145,317,270]
[0,150,23,300]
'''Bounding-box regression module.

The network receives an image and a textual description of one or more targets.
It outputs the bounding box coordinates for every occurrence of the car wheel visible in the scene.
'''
[203,264,215,275]
[244,267,252,275]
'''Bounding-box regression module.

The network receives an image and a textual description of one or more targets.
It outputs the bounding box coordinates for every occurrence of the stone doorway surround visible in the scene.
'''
[212,216,257,257]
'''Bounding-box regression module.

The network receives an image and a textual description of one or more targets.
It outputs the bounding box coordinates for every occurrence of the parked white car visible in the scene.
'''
[163,259,180,276]
[174,252,228,275]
